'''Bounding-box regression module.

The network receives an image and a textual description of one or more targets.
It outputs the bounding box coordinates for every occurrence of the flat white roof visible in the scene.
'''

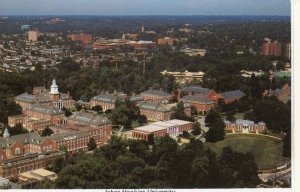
[152,121,176,127]
[167,119,193,126]
[134,124,166,133]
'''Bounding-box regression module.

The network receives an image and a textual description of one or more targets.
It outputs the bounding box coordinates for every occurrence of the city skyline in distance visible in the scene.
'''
[0,0,291,16]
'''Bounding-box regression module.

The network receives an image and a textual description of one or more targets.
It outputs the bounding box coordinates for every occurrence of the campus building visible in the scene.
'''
[0,130,65,179]
[224,119,267,134]
[90,91,144,111]
[137,101,191,121]
[263,84,291,104]
[15,79,75,110]
[140,88,172,102]
[132,119,193,140]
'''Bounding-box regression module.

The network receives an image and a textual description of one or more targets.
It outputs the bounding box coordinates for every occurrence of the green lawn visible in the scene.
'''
[204,134,289,170]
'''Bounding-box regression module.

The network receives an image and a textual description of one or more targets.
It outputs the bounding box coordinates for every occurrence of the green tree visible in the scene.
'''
[62,107,72,117]
[91,105,103,114]
[41,126,54,136]
[0,99,22,124]
[205,110,225,142]
[170,101,192,121]
[87,137,97,151]
[205,119,225,142]
[192,122,201,136]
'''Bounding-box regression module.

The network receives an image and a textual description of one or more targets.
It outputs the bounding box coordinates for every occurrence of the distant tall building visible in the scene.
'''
[284,42,291,60]
[69,33,92,44]
[262,40,282,56]
[27,30,39,42]
[141,26,145,32]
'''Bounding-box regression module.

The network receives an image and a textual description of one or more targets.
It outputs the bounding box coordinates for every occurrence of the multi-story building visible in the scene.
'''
[8,104,65,132]
[65,110,112,147]
[224,119,267,134]
[140,88,172,102]
[15,79,75,110]
[157,37,177,46]
[262,40,282,56]
[69,33,92,44]
[0,130,65,179]
[179,86,221,102]
[27,30,39,42]
[90,91,144,111]
[263,84,291,104]
[89,91,127,111]
[161,70,205,84]
[138,101,191,121]
[284,42,291,60]
[180,95,215,114]
[219,90,245,104]
[132,119,193,140]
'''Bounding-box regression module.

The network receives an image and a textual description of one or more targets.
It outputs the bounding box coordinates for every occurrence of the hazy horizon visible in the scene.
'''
[0,0,290,16]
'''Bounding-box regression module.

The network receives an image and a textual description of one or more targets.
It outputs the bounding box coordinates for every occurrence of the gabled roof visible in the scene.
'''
[181,95,214,104]
[91,92,127,103]
[220,90,245,100]
[141,89,171,97]
[138,101,190,112]
[27,104,64,115]
[181,86,211,95]
[47,131,89,142]
[68,111,111,125]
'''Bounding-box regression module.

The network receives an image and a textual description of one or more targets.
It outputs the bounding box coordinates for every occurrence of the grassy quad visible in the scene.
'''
[204,134,289,170]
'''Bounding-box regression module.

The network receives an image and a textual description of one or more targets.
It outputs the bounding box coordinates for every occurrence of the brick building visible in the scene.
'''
[90,91,144,111]
[179,86,221,102]
[15,79,75,110]
[157,37,177,46]
[27,30,39,42]
[8,104,65,132]
[263,84,291,103]
[65,111,112,147]
[140,88,172,102]
[132,119,193,140]
[219,90,245,104]
[137,101,191,121]
[0,130,64,179]
[69,33,92,44]
[224,119,267,134]
[181,95,214,114]
[262,40,282,56]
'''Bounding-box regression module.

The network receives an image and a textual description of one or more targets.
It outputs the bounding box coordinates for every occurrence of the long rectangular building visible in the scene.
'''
[132,119,193,141]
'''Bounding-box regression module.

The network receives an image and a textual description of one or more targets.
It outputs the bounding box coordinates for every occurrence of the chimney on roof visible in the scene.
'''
[105,91,109,95]
[188,91,193,96]
[132,92,136,96]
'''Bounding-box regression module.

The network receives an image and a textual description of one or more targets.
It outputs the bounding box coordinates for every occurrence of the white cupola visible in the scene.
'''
[50,78,59,94]
[3,127,10,139]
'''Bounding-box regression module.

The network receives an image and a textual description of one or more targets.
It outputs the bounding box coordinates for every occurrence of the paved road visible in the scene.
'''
[259,166,291,183]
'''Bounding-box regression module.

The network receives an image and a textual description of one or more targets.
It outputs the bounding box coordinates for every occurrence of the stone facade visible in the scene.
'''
[132,119,193,141]
[224,119,267,134]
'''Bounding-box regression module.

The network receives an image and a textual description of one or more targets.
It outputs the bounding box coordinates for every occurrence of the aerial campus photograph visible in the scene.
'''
[0,0,293,190]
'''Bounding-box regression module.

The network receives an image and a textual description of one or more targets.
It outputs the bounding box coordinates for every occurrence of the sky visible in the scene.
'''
[0,0,291,16]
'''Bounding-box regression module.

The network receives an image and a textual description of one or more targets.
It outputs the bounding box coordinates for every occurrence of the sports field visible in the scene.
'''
[204,134,289,170]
